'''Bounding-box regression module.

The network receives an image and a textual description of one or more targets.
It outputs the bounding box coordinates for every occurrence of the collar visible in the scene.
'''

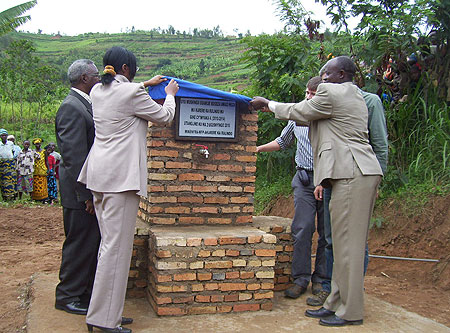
[71,87,92,104]
[114,74,130,83]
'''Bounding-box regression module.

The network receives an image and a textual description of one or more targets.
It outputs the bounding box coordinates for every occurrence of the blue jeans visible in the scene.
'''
[321,188,369,293]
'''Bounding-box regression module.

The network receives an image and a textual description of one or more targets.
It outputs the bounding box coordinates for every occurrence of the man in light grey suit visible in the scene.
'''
[55,59,101,315]
[250,56,383,327]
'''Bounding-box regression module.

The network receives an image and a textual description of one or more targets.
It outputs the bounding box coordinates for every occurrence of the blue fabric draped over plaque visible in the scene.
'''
[148,76,251,104]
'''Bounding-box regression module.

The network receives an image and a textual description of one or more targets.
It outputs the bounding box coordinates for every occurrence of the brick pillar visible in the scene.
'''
[138,110,258,226]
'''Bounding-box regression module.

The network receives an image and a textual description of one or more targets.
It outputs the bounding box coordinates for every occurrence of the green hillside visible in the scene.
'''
[4,31,251,92]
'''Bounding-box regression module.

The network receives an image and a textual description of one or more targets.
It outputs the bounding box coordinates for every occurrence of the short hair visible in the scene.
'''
[67,59,95,85]
[335,56,356,77]
[307,76,322,91]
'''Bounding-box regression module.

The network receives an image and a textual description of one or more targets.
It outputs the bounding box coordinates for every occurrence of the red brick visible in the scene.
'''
[224,294,239,302]
[148,185,165,192]
[254,291,274,300]
[240,271,255,279]
[233,303,260,312]
[193,207,218,214]
[225,249,240,257]
[177,196,202,203]
[133,238,146,246]
[172,296,194,304]
[149,206,163,213]
[246,125,258,132]
[188,306,217,315]
[179,173,204,181]
[236,215,253,223]
[204,197,229,204]
[210,294,224,302]
[156,274,172,282]
[156,250,171,258]
[219,236,246,245]
[261,302,273,311]
[284,245,294,252]
[206,175,231,182]
[135,280,147,288]
[245,135,258,142]
[217,305,233,313]
[155,296,172,305]
[197,273,212,281]
[173,273,196,281]
[186,238,202,246]
[198,250,211,257]
[156,306,186,316]
[245,166,257,173]
[193,185,217,192]
[247,283,261,290]
[179,217,205,224]
[149,196,177,203]
[205,261,233,269]
[277,276,290,283]
[172,285,187,292]
[244,186,255,193]
[279,234,293,241]
[218,164,243,172]
[219,283,247,291]
[255,249,276,257]
[164,207,191,214]
[151,217,176,225]
[235,155,257,163]
[261,282,275,290]
[241,113,258,122]
[207,218,232,224]
[243,206,254,213]
[149,140,165,147]
[192,163,218,171]
[204,283,219,291]
[150,149,179,157]
[278,255,291,262]
[148,161,164,168]
[167,185,192,192]
[204,238,218,246]
[165,141,191,149]
[225,271,240,279]
[232,176,256,183]
[211,153,230,161]
[195,295,211,303]
[221,206,241,213]
[230,197,251,204]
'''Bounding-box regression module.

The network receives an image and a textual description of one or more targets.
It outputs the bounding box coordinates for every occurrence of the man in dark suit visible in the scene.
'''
[54,59,101,315]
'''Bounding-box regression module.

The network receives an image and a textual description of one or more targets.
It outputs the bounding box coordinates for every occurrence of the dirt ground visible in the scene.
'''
[0,194,449,332]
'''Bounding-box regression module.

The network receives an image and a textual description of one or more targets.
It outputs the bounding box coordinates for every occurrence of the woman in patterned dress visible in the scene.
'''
[31,138,48,202]
[45,144,58,204]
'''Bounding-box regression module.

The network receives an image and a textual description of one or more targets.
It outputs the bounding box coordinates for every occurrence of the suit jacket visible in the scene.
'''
[271,82,383,187]
[78,74,175,198]
[55,89,95,209]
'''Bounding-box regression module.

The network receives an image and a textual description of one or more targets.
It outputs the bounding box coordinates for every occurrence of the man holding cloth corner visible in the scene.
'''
[250,56,382,327]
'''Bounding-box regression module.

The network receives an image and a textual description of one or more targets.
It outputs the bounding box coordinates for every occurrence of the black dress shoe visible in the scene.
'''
[319,314,363,326]
[284,284,307,299]
[305,307,335,318]
[121,317,133,325]
[87,323,131,332]
[55,301,88,315]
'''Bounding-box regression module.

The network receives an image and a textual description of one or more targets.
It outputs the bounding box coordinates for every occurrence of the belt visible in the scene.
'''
[296,166,313,172]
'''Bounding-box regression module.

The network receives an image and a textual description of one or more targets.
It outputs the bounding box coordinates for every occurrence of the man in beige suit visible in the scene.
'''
[78,46,178,333]
[250,56,382,327]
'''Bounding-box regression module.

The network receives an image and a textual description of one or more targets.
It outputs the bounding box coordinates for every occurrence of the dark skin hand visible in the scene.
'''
[85,199,95,215]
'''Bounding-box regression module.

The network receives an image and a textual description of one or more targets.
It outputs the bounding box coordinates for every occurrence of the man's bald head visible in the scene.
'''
[321,56,356,83]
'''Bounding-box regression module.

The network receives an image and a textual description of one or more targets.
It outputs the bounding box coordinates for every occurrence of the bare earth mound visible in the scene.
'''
[263,193,450,326]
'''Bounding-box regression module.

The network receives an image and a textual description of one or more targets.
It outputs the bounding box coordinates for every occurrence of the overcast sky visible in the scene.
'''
[1,0,334,36]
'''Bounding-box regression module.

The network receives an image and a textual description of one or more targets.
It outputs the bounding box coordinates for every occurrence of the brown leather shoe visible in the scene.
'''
[306,290,330,306]
[284,284,307,298]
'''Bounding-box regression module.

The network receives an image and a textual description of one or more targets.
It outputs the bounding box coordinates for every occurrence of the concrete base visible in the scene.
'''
[28,273,450,333]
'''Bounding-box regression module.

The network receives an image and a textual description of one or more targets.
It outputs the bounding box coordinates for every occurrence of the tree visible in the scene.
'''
[0,1,37,36]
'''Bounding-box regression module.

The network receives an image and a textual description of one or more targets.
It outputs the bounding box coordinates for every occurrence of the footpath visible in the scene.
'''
[28,273,449,333]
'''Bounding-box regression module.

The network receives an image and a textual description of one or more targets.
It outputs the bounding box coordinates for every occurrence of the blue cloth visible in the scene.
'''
[148,76,251,105]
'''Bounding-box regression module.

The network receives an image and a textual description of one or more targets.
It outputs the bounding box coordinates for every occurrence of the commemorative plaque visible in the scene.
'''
[175,97,238,142]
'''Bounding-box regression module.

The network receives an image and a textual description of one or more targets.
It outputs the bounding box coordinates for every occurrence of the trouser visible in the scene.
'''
[291,170,327,288]
[86,191,140,329]
[56,207,100,304]
[321,188,370,293]
[323,161,381,321]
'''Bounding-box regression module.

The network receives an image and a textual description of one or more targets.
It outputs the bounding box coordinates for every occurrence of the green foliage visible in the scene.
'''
[254,175,293,214]
[0,0,36,36]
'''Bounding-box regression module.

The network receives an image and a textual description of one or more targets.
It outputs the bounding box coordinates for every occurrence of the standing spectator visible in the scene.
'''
[78,46,178,333]
[16,140,38,200]
[7,134,21,198]
[45,144,58,204]
[256,76,326,300]
[55,59,101,317]
[0,129,16,201]
[31,138,48,202]
[49,142,61,193]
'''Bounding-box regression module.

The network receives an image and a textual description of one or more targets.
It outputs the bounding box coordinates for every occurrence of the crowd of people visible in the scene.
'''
[0,131,60,204]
